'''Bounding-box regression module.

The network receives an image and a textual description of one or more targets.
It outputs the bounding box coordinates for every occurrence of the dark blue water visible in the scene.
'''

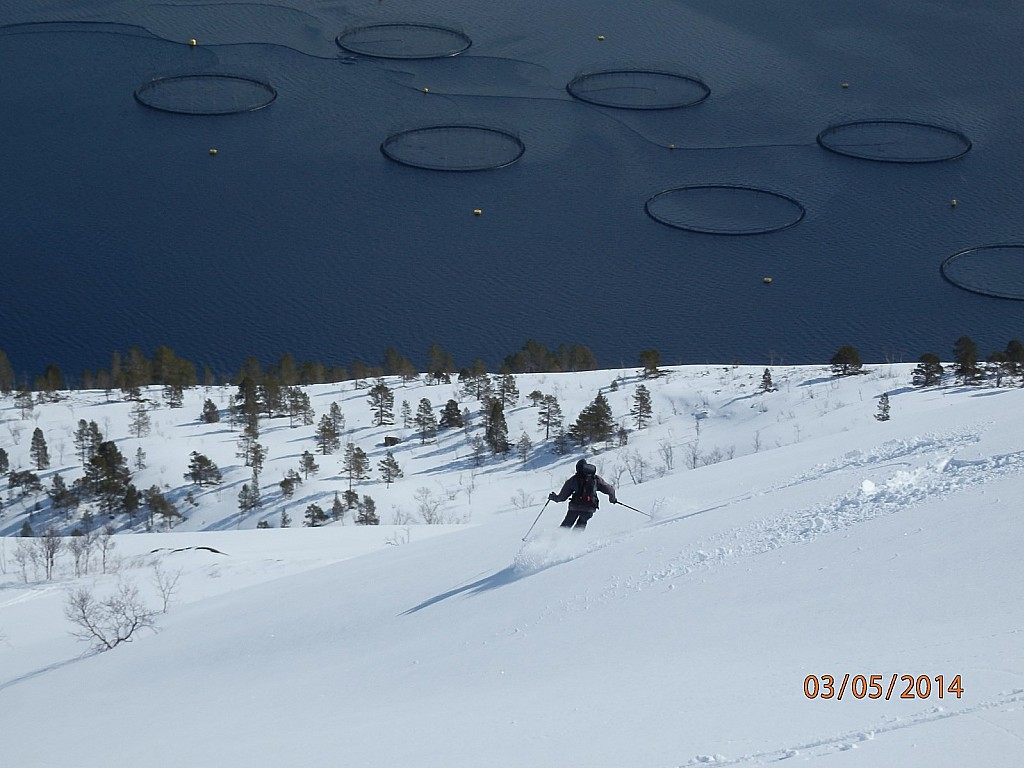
[2,0,1022,378]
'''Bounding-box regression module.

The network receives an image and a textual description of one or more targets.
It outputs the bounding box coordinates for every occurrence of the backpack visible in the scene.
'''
[572,464,599,507]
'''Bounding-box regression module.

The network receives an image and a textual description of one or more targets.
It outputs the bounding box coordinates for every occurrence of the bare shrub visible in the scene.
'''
[386,527,411,546]
[67,532,95,577]
[13,538,35,582]
[608,462,628,487]
[40,527,62,580]
[623,450,648,485]
[414,487,446,524]
[389,507,415,526]
[97,525,118,574]
[510,489,533,510]
[657,439,675,471]
[64,581,157,651]
[151,562,183,613]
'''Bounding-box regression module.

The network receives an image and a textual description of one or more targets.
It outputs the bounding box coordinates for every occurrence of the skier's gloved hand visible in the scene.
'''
[548,492,558,502]
[610,497,618,504]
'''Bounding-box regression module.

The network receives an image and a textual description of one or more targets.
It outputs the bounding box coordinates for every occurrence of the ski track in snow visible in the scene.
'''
[514,428,1021,621]
[605,428,1022,599]
[679,687,1024,766]
[772,428,985,489]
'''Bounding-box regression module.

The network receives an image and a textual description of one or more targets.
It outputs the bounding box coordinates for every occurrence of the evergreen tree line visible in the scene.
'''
[825,337,1024,387]
[0,339,605,398]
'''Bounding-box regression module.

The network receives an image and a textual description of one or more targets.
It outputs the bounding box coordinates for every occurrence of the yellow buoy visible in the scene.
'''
[597,35,606,41]
[473,209,482,216]
[668,143,676,150]
[763,277,773,284]
[209,148,218,155]
[841,82,849,88]
[422,87,429,93]
[950,198,958,207]
[189,38,197,46]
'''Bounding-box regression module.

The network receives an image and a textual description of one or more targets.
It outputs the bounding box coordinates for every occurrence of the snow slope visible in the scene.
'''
[2,365,1023,766]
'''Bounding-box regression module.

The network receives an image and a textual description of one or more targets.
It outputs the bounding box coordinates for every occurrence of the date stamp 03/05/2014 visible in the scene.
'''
[803,674,964,701]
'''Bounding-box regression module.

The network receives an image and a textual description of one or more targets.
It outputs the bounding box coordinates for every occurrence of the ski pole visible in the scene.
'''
[615,500,651,518]
[522,499,550,541]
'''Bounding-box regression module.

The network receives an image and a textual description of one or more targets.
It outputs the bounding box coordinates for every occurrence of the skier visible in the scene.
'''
[548,458,617,530]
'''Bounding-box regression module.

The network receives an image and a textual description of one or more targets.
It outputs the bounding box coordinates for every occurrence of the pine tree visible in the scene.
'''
[559,342,598,372]
[15,386,33,419]
[299,450,320,479]
[830,345,863,376]
[953,336,981,384]
[485,398,510,454]
[162,383,184,409]
[284,387,314,428]
[329,402,344,433]
[134,446,147,471]
[129,401,151,439]
[343,489,359,510]
[30,428,50,470]
[459,364,491,401]
[382,347,417,381]
[236,421,262,467]
[470,436,488,467]
[303,503,327,527]
[516,432,533,463]
[400,400,413,429]
[280,509,292,528]
[497,373,519,408]
[48,474,77,514]
[274,353,299,386]
[912,353,944,387]
[124,483,141,521]
[258,376,284,419]
[119,347,149,401]
[85,441,132,514]
[630,384,653,429]
[0,349,14,395]
[875,392,891,421]
[759,368,775,393]
[144,485,180,529]
[0,447,9,475]
[985,350,1011,387]
[368,379,395,426]
[427,342,454,384]
[538,394,563,440]
[1005,339,1024,382]
[343,443,370,489]
[235,372,262,426]
[184,452,223,486]
[355,495,379,525]
[331,493,345,523]
[315,414,340,455]
[439,399,464,429]
[569,392,615,446]
[639,349,662,378]
[378,450,403,487]
[200,399,220,423]
[35,364,65,402]
[249,441,267,478]
[238,483,261,516]
[279,468,302,499]
[414,398,438,444]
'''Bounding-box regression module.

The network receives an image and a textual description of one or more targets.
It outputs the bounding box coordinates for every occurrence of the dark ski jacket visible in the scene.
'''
[551,471,616,513]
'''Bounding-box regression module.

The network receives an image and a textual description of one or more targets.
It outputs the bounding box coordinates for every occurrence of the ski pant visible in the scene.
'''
[560,508,594,530]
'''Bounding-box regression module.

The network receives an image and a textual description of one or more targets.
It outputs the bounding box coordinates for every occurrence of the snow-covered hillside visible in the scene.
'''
[2,365,1023,766]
